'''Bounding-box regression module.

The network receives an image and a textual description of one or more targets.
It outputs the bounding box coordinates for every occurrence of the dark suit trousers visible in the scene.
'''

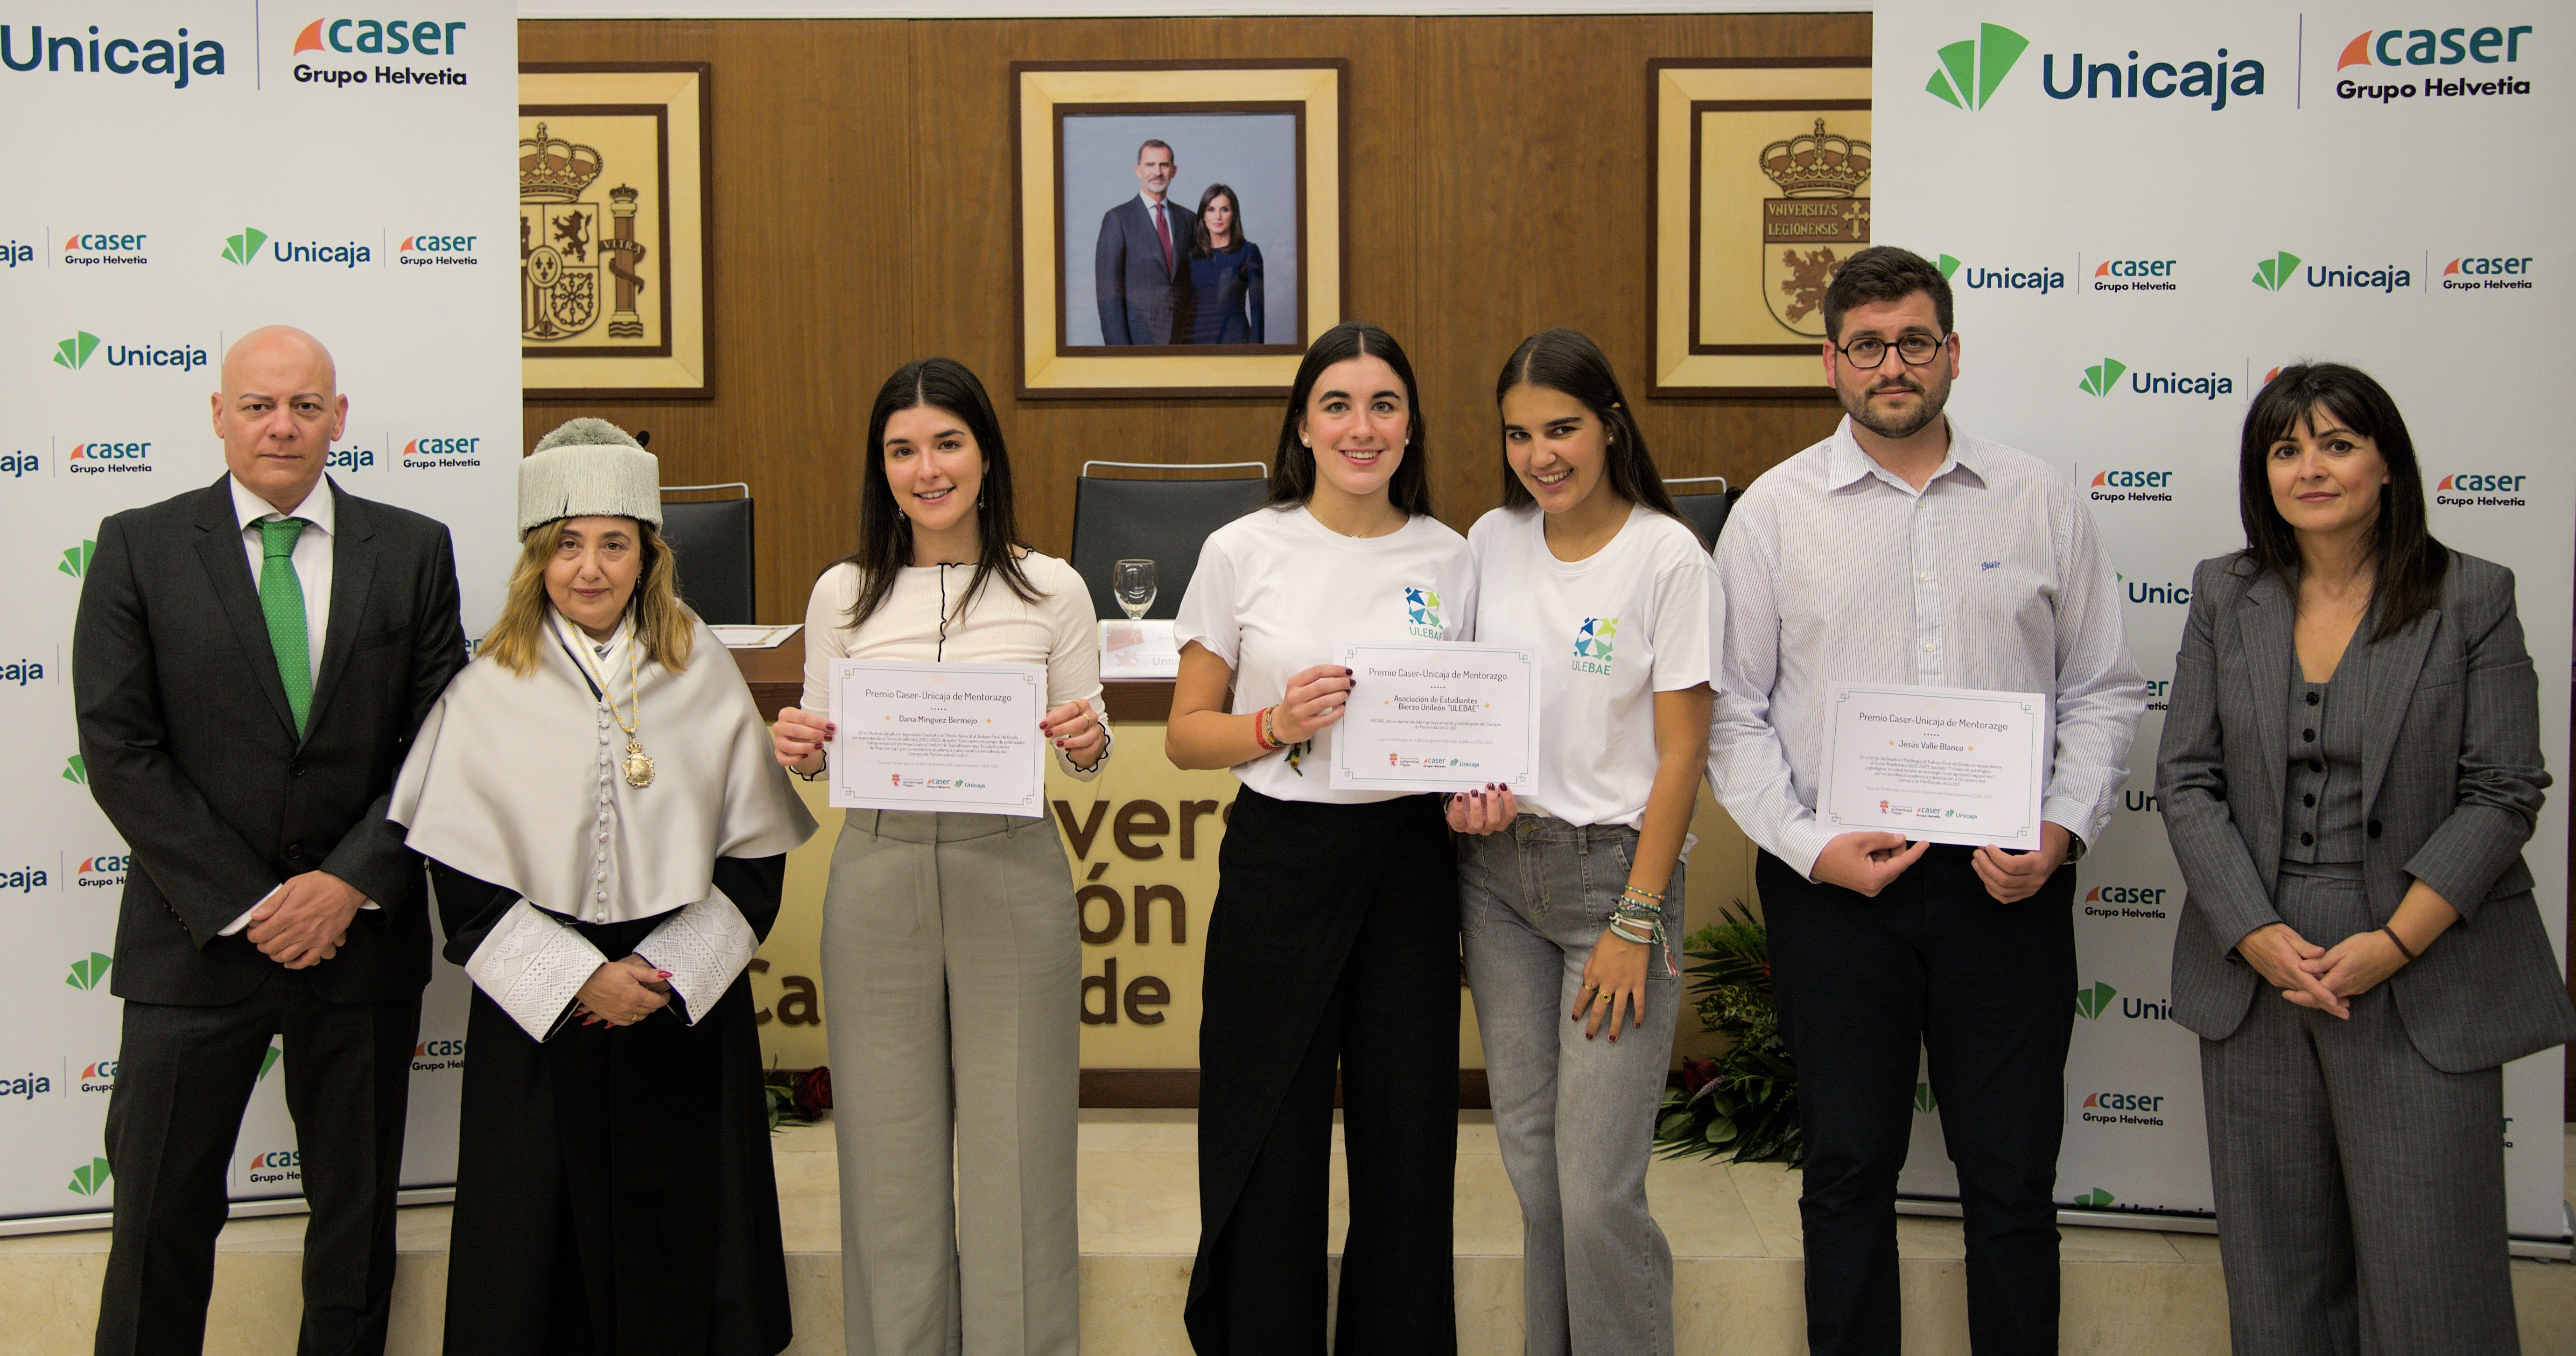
[95,967,421,1356]
[1757,846,2077,1356]
[2200,868,2518,1356]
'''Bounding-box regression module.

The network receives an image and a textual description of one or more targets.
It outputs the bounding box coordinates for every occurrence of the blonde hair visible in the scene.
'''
[480,517,695,677]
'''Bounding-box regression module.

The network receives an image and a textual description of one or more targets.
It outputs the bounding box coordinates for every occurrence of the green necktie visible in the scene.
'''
[258,517,313,735]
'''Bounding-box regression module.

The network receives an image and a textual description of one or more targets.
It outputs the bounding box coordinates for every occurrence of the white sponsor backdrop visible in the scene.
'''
[1874,2,2570,1239]
[0,1,516,1223]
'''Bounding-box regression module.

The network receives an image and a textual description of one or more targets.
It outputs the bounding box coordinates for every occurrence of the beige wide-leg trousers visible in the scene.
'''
[822,808,1082,1356]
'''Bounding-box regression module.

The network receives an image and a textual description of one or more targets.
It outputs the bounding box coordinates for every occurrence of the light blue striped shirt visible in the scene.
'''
[1709,417,2146,879]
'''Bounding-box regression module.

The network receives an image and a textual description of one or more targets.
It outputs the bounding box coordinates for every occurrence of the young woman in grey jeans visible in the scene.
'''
[1449,329,1717,1356]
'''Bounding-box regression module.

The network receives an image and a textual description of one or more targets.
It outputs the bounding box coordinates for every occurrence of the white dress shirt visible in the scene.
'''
[221,473,371,936]
[1708,416,2146,880]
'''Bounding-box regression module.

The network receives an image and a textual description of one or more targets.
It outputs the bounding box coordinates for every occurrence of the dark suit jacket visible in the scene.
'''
[74,475,467,1007]
[2157,551,2576,1072]
[1094,196,1196,345]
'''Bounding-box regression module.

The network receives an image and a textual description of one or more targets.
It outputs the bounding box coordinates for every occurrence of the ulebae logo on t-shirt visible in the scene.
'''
[1403,586,1444,638]
[1572,617,1617,675]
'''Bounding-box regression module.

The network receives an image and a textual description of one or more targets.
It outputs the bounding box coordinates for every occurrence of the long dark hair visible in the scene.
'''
[838,357,1042,631]
[1190,183,1244,259]
[1494,327,1685,522]
[2236,361,2447,641]
[1266,321,1435,518]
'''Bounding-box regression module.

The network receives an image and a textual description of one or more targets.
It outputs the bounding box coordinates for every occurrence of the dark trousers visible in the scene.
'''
[94,969,421,1356]
[1187,790,1460,1356]
[1757,846,2076,1356]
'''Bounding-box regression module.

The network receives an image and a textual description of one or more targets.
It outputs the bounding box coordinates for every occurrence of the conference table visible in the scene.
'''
[728,633,1743,1105]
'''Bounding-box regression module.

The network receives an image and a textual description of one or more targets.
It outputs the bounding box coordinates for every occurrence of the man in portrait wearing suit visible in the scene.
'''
[1094,137,1197,345]
[75,325,466,1356]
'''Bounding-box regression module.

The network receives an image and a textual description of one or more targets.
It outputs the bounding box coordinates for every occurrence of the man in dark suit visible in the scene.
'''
[75,325,466,1356]
[1094,137,1196,345]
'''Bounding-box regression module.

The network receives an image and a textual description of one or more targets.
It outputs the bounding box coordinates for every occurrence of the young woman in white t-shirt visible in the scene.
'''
[768,357,1108,1356]
[1168,322,1477,1355]
[1450,328,1717,1356]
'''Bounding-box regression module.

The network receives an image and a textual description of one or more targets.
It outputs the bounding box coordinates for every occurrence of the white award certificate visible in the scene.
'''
[828,660,1047,817]
[1327,641,1537,794]
[1818,682,2047,850]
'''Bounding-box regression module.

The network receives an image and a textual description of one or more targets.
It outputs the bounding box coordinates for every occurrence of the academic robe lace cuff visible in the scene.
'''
[464,900,609,1041]
[633,888,757,1027]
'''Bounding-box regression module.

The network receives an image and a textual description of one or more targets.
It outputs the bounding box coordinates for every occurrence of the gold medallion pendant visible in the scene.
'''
[623,740,656,789]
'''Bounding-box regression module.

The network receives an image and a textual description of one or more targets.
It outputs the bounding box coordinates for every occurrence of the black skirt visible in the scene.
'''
[432,861,792,1356]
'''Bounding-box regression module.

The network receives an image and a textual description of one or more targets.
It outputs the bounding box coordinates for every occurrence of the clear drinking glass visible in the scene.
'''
[1112,559,1158,619]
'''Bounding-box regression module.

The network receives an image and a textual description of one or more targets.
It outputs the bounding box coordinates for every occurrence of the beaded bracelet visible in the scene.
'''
[1609,891,1679,978]
[1251,706,1284,752]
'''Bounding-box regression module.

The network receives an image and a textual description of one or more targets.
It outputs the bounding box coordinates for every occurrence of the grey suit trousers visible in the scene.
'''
[822,809,1082,1356]
[2200,868,2518,1356]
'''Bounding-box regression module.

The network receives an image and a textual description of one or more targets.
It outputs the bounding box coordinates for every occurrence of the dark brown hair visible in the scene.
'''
[2236,362,2447,641]
[1494,328,1684,522]
[1191,183,1245,258]
[838,357,1041,631]
[1820,245,1954,342]
[1266,322,1435,518]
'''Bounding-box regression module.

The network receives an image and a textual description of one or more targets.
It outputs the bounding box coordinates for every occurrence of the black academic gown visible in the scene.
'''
[431,855,793,1356]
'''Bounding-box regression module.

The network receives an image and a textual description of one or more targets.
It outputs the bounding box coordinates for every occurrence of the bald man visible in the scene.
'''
[74,326,466,1356]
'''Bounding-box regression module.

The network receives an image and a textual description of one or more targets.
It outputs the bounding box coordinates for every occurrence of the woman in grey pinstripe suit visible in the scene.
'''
[2158,363,2576,1355]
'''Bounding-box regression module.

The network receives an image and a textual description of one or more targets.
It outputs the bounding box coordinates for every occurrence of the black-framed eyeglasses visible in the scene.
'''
[1835,332,1950,370]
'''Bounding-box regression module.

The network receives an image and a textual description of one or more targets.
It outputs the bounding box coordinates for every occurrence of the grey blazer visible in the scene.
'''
[2157,550,2576,1072]
[1093,196,1195,345]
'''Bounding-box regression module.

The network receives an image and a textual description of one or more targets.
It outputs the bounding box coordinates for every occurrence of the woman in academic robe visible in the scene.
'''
[390,417,818,1356]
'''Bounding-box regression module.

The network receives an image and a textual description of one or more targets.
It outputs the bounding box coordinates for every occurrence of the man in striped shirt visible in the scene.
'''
[1708,246,2145,1356]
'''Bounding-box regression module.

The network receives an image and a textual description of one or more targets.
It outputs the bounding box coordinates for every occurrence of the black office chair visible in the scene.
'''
[660,482,757,624]
[1666,475,1737,552]
[1068,461,1272,620]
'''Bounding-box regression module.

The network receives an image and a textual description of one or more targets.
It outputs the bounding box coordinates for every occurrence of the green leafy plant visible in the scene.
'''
[1654,902,1803,1165]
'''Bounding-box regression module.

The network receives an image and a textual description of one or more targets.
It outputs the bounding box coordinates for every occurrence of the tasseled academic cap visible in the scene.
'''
[519,417,663,532]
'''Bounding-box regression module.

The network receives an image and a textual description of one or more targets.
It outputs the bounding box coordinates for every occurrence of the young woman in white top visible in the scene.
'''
[1449,328,1717,1356]
[1169,322,1478,1355]
[769,358,1109,1356]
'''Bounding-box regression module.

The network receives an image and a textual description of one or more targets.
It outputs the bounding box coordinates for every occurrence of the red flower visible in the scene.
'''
[795,1066,834,1118]
[1681,1057,1719,1096]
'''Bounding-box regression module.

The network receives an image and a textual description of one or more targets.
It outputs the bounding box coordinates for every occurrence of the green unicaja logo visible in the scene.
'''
[2075,980,2118,1019]
[60,539,96,578]
[63,754,87,784]
[1913,1082,1938,1113]
[66,952,113,991]
[2071,1187,2116,1208]
[220,227,267,266]
[259,1044,282,1081]
[1927,23,2030,110]
[53,332,99,370]
[68,1157,112,1196]
[2252,251,2302,291]
[2078,358,2127,397]
[1936,253,1962,280]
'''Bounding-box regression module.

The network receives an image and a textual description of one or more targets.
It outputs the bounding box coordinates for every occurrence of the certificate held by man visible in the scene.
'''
[828,659,1047,816]
[1328,641,1537,794]
[1818,681,2045,850]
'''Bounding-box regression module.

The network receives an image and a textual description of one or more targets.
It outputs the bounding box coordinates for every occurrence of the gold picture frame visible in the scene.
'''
[1649,59,1870,398]
[1014,60,1347,399]
[519,62,712,399]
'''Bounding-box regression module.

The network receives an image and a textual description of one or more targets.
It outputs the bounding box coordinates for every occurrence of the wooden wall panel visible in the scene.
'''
[520,14,1869,622]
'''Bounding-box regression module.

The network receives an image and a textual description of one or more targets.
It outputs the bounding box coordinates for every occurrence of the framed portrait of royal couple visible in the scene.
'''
[1013,60,1348,399]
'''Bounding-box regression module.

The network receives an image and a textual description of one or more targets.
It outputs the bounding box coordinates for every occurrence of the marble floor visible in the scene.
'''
[4,1116,2572,1354]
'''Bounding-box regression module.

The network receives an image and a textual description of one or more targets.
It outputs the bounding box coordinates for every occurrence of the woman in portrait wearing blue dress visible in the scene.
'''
[1181,183,1264,345]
